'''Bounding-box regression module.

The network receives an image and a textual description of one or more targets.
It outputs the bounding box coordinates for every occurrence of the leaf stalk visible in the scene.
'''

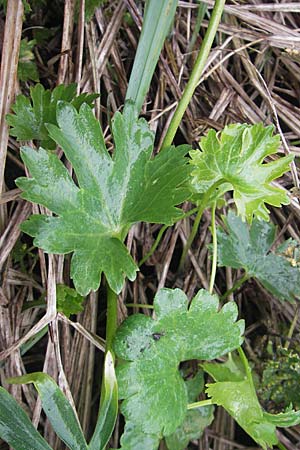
[162,0,226,147]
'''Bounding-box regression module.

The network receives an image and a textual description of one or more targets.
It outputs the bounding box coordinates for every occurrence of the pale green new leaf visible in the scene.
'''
[189,123,293,221]
[0,387,52,450]
[17,103,191,295]
[217,211,300,301]
[88,351,118,450]
[9,373,88,450]
[204,356,300,449]
[7,83,98,149]
[114,288,244,444]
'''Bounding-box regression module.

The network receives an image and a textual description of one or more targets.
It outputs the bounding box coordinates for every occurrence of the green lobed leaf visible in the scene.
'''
[88,351,118,450]
[114,288,244,445]
[0,387,52,450]
[17,103,191,295]
[56,284,84,317]
[8,373,88,450]
[7,83,99,149]
[18,38,39,82]
[203,355,300,450]
[217,211,300,301]
[189,123,293,222]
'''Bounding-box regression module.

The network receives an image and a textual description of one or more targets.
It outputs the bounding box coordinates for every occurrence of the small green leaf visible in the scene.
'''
[0,387,52,450]
[7,83,98,149]
[114,288,244,442]
[189,123,293,222]
[56,284,84,317]
[8,373,88,450]
[203,355,300,450]
[88,351,118,450]
[17,103,191,295]
[18,38,39,82]
[217,211,300,301]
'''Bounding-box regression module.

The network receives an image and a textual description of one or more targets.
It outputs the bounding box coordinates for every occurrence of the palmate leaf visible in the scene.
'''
[189,123,293,221]
[7,83,98,149]
[114,288,244,448]
[17,103,191,295]
[217,211,300,301]
[203,355,300,450]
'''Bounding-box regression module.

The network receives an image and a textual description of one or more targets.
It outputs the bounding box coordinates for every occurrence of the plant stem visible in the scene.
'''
[209,202,217,294]
[139,207,199,268]
[178,204,206,272]
[277,442,288,450]
[126,303,154,309]
[220,272,250,301]
[238,347,256,393]
[106,285,118,353]
[138,224,168,267]
[178,180,226,272]
[162,0,226,147]
[285,305,299,349]
[187,399,214,410]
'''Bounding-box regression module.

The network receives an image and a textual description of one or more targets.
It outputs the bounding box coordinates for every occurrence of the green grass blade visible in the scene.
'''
[88,351,118,450]
[125,0,178,115]
[0,387,52,450]
[8,373,88,450]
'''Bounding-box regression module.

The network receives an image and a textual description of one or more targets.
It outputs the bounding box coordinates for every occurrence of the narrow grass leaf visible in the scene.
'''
[8,373,88,450]
[125,0,178,115]
[0,387,52,450]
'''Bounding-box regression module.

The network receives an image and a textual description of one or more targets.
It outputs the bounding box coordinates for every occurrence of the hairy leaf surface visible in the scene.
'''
[114,288,244,443]
[7,83,98,149]
[204,356,300,449]
[217,211,300,301]
[189,123,293,221]
[17,103,191,294]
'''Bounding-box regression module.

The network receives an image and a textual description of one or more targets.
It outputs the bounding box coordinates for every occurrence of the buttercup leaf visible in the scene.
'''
[7,83,98,149]
[17,103,191,295]
[189,123,293,221]
[114,288,244,447]
[204,355,300,449]
[217,211,300,301]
